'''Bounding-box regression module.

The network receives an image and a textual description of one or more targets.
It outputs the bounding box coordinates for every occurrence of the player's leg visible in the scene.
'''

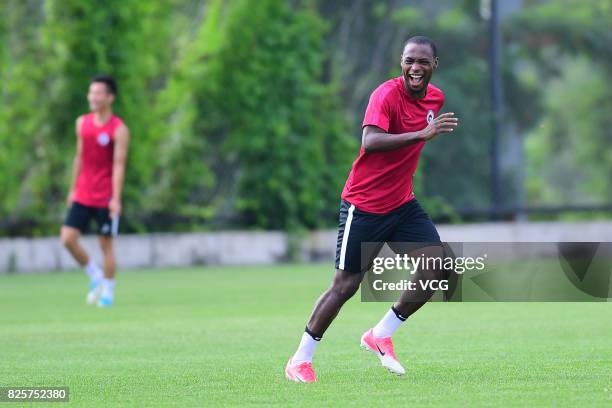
[95,209,117,307]
[286,201,391,382]
[391,244,444,318]
[361,199,443,375]
[387,199,443,321]
[97,235,116,307]
[60,226,88,265]
[61,203,104,303]
[305,268,365,335]
[286,268,365,383]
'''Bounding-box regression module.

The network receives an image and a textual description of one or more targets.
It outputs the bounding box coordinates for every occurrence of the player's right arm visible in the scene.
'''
[362,112,458,153]
[66,116,84,206]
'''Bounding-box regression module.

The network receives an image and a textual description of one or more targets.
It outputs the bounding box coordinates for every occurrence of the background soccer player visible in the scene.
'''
[286,36,459,382]
[60,75,130,308]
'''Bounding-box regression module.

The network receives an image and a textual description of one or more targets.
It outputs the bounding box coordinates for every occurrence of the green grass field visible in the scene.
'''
[1,264,610,407]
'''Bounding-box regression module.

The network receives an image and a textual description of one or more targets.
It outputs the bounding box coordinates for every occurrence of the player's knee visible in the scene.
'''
[60,229,77,247]
[419,245,446,279]
[421,265,444,281]
[99,238,113,254]
[330,277,360,301]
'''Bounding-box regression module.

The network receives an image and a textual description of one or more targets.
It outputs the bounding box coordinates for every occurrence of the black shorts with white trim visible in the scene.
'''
[64,201,119,237]
[334,198,441,274]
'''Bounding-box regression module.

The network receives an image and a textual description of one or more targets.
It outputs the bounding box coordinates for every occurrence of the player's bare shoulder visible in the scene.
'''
[115,122,130,139]
[75,115,85,134]
[113,121,130,150]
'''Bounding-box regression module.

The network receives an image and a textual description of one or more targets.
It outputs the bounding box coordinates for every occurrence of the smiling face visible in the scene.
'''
[401,42,438,99]
[87,82,114,112]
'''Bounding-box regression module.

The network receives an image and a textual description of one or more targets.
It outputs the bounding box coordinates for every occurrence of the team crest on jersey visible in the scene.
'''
[427,110,434,124]
[97,132,110,146]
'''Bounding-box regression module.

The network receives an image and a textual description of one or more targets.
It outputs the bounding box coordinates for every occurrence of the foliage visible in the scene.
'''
[1,0,610,236]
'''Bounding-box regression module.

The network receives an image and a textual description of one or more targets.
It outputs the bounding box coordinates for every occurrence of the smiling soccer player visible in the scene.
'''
[60,75,130,308]
[285,36,459,382]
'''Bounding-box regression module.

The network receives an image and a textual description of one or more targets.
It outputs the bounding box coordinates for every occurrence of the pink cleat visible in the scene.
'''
[285,357,317,383]
[360,328,406,375]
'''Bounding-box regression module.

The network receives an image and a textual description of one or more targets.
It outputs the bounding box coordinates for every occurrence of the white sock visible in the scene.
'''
[372,307,407,338]
[292,331,320,363]
[85,260,103,281]
[101,278,116,299]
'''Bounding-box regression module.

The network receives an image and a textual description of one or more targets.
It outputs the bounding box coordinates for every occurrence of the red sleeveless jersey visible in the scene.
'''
[341,77,445,214]
[73,113,124,208]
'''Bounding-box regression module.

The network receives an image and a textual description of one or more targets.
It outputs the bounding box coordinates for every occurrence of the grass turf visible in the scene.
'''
[0,264,610,407]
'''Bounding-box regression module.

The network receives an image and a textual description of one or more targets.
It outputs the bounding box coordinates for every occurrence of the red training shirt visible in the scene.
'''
[341,76,445,214]
[73,113,124,208]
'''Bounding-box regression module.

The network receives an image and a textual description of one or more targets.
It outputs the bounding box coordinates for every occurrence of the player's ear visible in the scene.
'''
[433,56,439,69]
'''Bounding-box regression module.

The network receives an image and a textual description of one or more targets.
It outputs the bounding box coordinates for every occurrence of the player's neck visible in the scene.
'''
[92,109,113,126]
[406,86,427,100]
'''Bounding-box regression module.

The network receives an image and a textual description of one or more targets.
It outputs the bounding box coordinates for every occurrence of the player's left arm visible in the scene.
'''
[110,124,130,218]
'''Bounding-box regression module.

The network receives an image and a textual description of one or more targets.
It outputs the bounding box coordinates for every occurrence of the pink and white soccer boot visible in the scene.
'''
[285,357,317,383]
[360,328,406,375]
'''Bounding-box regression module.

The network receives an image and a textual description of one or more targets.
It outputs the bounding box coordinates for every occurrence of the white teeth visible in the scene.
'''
[409,75,423,79]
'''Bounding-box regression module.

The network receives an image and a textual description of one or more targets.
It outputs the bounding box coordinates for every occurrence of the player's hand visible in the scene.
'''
[421,112,458,141]
[109,198,122,218]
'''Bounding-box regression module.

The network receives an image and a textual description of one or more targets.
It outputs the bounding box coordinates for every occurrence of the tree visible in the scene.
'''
[511,0,612,207]
[155,0,356,230]
[0,0,50,233]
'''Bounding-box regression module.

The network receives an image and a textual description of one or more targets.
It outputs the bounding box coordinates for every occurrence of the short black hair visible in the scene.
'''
[403,36,437,58]
[91,75,117,95]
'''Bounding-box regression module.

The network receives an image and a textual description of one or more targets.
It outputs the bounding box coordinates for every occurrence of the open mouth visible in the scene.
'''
[407,73,424,89]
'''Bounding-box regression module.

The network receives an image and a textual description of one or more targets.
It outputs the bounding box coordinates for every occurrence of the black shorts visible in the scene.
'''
[335,199,441,273]
[64,201,119,236]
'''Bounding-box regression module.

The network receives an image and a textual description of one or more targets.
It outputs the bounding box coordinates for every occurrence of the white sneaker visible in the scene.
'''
[86,279,102,305]
[97,296,113,308]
